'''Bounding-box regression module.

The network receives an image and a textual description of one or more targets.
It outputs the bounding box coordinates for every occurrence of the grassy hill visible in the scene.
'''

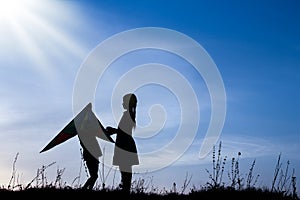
[1,142,298,199]
[0,186,298,200]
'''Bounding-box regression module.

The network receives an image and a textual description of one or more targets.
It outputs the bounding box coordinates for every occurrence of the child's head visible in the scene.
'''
[122,93,137,110]
[123,93,137,129]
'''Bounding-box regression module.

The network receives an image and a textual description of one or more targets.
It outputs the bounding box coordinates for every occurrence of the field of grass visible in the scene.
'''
[0,186,298,199]
[1,142,298,199]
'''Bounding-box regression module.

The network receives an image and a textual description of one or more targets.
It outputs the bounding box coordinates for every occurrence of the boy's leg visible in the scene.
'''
[83,158,99,189]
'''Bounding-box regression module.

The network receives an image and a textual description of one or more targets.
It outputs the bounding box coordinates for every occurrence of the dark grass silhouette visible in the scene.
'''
[0,187,297,199]
[1,142,299,200]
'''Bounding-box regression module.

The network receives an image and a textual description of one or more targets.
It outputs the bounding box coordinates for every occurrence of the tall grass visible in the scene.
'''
[205,141,227,188]
[2,142,299,199]
[271,153,298,198]
[203,142,298,199]
[7,152,21,190]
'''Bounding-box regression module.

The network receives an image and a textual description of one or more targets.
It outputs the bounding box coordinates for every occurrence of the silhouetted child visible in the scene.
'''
[106,93,139,194]
[78,104,111,190]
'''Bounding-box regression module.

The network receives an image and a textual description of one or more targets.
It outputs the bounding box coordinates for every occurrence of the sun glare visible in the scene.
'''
[0,0,31,21]
[0,0,86,79]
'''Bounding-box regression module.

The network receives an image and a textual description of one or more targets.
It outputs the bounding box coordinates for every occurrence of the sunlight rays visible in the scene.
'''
[0,0,86,80]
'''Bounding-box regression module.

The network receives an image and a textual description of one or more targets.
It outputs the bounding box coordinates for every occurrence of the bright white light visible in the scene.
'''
[0,0,19,18]
[0,0,86,79]
[0,0,30,21]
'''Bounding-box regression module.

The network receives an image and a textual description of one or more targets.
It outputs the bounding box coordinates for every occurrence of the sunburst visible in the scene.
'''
[0,0,86,79]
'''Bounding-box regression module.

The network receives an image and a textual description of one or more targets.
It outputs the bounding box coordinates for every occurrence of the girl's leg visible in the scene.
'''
[119,165,132,194]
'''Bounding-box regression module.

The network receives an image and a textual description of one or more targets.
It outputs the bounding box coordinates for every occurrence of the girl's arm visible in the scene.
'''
[106,126,118,135]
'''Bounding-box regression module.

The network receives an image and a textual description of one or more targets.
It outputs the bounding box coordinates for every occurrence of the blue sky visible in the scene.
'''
[0,0,299,192]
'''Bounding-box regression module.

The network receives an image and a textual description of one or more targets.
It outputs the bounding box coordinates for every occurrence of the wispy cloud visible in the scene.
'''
[150,134,300,168]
